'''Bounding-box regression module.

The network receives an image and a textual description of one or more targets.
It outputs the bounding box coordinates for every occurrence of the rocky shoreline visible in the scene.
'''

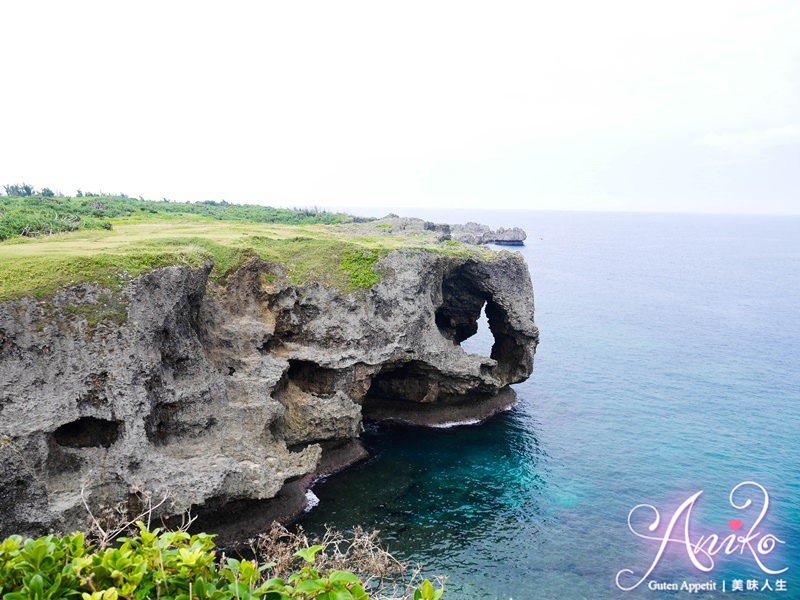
[187,438,371,544]
[0,238,538,540]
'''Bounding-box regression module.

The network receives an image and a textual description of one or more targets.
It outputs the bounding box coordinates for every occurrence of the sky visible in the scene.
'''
[1,1,799,215]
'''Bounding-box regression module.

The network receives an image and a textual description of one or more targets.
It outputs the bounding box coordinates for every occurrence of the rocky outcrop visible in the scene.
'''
[450,222,527,245]
[337,216,527,246]
[337,216,451,242]
[0,249,538,540]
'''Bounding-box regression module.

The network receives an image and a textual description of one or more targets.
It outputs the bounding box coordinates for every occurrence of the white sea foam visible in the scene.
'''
[429,418,483,428]
[304,490,320,511]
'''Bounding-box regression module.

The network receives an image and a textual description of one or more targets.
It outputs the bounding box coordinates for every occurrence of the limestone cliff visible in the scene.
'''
[0,249,538,540]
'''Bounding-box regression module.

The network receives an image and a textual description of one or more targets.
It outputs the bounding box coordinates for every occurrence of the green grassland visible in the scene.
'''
[0,194,355,241]
[0,195,484,300]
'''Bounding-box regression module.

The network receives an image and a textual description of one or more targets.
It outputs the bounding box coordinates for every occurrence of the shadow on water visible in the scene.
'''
[297,407,548,553]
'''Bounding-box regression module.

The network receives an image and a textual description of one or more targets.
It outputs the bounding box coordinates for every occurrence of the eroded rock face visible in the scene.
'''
[0,250,538,539]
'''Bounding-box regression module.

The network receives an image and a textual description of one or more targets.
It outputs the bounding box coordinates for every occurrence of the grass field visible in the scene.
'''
[0,194,354,241]
[0,212,482,300]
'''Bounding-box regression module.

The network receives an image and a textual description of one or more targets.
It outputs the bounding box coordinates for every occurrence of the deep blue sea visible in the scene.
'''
[298,211,800,599]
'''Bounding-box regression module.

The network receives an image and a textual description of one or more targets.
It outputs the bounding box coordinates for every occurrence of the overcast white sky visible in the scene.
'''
[1,1,799,214]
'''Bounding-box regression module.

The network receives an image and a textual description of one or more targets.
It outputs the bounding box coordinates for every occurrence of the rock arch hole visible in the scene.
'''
[435,265,530,380]
[52,417,120,448]
[435,266,496,358]
[459,302,494,357]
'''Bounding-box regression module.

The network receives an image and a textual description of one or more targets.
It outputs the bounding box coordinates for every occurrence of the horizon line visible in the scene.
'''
[2,190,797,218]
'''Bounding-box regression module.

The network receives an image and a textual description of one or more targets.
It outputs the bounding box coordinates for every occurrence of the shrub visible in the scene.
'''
[0,524,443,600]
[340,250,383,289]
[3,183,35,197]
[250,524,443,599]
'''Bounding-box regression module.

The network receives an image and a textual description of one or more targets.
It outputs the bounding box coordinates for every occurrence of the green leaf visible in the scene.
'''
[349,584,369,600]
[193,577,207,598]
[263,577,285,589]
[295,578,327,594]
[412,580,443,600]
[257,561,276,572]
[27,573,45,599]
[330,588,354,600]
[293,545,325,564]
[328,571,360,585]
[287,572,302,584]
[226,557,241,571]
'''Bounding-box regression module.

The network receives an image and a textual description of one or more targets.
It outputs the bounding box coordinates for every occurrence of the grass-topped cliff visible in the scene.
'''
[0,193,483,301]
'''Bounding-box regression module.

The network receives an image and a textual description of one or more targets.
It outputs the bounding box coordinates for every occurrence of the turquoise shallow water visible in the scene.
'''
[298,211,800,599]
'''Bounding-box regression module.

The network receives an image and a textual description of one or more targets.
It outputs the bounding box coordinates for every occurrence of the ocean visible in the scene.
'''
[297,210,800,599]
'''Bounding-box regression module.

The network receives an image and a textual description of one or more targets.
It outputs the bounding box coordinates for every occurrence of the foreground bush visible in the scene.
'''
[0,523,443,600]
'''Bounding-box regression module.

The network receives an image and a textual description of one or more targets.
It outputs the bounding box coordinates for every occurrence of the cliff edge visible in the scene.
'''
[0,246,537,540]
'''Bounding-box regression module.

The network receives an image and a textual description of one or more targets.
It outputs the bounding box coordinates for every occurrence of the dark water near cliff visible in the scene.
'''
[298,211,800,599]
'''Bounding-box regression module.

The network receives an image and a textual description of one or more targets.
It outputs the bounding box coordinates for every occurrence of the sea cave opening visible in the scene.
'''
[363,360,439,404]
